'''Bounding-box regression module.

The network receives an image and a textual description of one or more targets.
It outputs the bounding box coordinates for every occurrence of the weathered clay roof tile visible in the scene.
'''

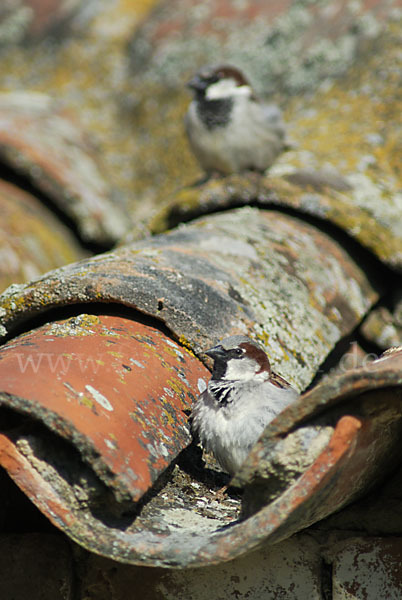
[0,0,401,588]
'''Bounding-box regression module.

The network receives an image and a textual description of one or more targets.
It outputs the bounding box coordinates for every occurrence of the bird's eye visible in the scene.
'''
[234,348,243,356]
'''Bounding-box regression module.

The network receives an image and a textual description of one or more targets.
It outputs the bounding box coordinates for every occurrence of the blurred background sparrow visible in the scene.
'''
[185,64,290,177]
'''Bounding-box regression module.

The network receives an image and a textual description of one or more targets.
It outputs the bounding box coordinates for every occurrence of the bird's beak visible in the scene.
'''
[187,74,207,93]
[204,344,225,360]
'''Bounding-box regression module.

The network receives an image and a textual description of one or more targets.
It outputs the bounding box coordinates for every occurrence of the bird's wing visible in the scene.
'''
[259,102,294,149]
[260,102,284,125]
[270,370,293,389]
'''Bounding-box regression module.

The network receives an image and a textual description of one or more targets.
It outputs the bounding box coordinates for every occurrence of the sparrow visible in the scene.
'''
[191,335,299,477]
[185,64,289,176]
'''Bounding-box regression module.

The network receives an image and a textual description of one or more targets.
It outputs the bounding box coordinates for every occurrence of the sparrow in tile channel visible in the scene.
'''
[185,64,290,176]
[192,335,299,477]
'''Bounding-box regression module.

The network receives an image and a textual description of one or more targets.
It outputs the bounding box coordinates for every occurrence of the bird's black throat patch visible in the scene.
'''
[209,381,234,406]
[196,97,233,130]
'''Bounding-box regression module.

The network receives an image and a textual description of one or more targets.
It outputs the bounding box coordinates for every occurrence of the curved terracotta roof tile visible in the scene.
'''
[0,93,128,245]
[0,179,84,292]
[0,207,379,390]
[0,315,208,503]
[0,337,401,567]
[0,203,398,566]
